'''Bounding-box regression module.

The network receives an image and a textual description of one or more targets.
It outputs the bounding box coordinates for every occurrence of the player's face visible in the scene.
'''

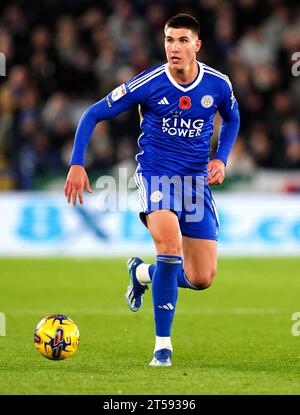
[164,27,201,71]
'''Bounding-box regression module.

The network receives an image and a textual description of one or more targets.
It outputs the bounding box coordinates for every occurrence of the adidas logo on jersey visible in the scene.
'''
[158,97,169,105]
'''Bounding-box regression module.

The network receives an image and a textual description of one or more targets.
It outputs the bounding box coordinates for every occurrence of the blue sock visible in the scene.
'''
[149,263,199,290]
[152,255,182,337]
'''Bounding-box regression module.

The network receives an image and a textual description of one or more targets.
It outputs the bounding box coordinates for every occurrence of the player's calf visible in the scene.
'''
[131,262,216,290]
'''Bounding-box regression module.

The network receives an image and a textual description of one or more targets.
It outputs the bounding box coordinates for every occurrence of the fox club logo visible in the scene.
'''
[201,95,214,108]
[179,96,191,110]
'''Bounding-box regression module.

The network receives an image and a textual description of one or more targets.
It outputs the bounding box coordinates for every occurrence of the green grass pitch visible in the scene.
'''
[1,257,300,395]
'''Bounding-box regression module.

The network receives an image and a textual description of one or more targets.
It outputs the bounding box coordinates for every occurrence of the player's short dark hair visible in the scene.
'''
[165,13,201,38]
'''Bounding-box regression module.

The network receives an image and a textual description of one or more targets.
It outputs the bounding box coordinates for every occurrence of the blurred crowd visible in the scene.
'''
[0,0,299,189]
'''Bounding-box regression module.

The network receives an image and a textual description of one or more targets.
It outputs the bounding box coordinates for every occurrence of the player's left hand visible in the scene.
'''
[206,159,225,185]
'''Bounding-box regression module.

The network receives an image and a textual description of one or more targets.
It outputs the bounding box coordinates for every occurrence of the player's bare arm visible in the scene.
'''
[64,165,92,206]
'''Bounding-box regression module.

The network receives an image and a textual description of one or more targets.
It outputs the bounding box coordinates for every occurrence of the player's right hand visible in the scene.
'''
[64,165,92,206]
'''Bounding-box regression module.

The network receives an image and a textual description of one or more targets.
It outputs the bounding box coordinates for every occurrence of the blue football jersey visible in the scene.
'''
[70,61,240,174]
[104,62,239,175]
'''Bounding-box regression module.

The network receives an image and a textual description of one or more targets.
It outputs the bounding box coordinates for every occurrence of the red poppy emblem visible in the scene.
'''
[179,96,191,110]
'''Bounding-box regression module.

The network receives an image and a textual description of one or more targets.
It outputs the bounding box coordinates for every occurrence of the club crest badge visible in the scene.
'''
[201,95,214,108]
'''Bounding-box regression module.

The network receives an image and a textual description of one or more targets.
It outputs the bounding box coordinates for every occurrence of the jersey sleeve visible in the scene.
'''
[217,78,238,119]
[214,79,240,165]
[105,79,148,114]
[69,78,148,166]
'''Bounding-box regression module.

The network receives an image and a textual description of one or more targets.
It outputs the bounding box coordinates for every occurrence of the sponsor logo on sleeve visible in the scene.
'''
[111,83,127,102]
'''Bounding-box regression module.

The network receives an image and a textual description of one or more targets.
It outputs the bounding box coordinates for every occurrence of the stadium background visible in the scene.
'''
[0,0,299,256]
[0,0,300,396]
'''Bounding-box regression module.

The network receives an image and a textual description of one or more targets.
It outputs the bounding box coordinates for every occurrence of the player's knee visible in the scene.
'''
[155,241,181,256]
[197,278,213,290]
[188,268,217,290]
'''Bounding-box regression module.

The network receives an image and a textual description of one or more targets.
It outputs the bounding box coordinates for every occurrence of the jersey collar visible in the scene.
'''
[165,61,204,92]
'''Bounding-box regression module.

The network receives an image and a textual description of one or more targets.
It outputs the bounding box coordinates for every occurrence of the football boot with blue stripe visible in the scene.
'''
[125,257,148,312]
[149,348,172,367]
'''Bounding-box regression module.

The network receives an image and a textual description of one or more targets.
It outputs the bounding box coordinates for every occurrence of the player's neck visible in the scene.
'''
[168,61,199,84]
